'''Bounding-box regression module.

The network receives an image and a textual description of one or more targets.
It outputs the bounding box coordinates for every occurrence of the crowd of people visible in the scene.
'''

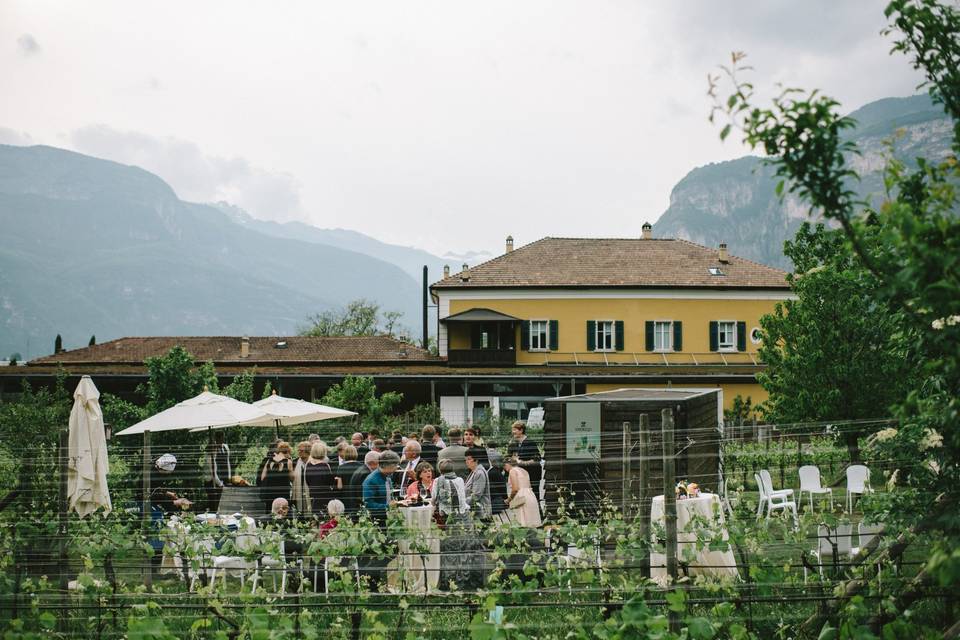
[148,421,544,531]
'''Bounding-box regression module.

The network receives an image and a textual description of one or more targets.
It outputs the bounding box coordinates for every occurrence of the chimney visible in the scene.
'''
[505,235,514,253]
[443,264,450,278]
[240,335,250,358]
[718,243,729,263]
[641,222,653,240]
[460,263,470,282]
[462,262,468,272]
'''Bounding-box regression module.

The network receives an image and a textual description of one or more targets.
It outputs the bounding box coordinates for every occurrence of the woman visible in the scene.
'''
[405,461,435,502]
[464,448,491,519]
[259,441,293,514]
[503,457,541,528]
[434,459,468,526]
[305,441,338,517]
[318,499,344,539]
[487,450,509,522]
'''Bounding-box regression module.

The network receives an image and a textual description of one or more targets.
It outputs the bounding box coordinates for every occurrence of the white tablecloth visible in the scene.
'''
[650,493,738,581]
[391,505,440,593]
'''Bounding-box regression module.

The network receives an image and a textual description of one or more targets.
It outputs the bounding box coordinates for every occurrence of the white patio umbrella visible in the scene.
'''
[115,390,273,436]
[68,376,112,518]
[188,391,357,434]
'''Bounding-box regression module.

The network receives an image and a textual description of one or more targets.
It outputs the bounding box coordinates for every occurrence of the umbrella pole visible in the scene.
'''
[141,431,152,592]
[275,419,280,440]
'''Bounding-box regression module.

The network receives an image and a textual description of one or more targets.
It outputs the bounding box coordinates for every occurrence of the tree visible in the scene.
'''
[711,0,960,625]
[321,375,403,427]
[138,346,214,414]
[54,334,62,354]
[88,335,96,346]
[222,368,257,404]
[7,353,21,366]
[755,223,918,460]
[299,299,408,338]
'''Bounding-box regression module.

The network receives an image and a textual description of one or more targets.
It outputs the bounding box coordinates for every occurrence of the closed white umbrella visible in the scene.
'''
[115,390,272,436]
[68,376,112,518]
[188,391,357,433]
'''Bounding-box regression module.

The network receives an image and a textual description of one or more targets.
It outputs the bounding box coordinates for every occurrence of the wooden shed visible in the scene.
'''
[542,388,721,518]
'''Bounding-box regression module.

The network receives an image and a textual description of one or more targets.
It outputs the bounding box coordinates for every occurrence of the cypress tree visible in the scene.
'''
[89,335,96,346]
[54,334,63,354]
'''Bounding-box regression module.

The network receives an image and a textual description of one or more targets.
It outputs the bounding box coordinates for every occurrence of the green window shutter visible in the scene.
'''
[549,320,559,351]
[615,321,625,351]
[520,321,530,351]
[645,321,654,351]
[673,321,682,352]
[709,321,718,352]
[586,321,596,351]
[737,321,747,352]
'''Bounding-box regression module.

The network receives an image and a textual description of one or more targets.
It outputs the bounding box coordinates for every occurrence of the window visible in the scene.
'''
[529,320,549,350]
[596,320,614,351]
[708,267,725,276]
[717,321,737,351]
[750,327,763,344]
[654,321,673,351]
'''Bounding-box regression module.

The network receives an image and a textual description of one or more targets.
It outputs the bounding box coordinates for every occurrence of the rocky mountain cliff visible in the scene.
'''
[0,145,426,360]
[655,95,953,269]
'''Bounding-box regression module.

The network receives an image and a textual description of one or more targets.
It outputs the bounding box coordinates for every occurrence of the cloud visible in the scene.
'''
[16,33,40,56]
[0,127,34,146]
[68,125,304,222]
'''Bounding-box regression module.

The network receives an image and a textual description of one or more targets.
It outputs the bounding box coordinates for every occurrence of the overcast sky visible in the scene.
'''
[1,1,923,257]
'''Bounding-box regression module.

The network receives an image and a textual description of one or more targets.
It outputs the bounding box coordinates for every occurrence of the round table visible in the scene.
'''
[392,504,440,593]
[650,493,739,581]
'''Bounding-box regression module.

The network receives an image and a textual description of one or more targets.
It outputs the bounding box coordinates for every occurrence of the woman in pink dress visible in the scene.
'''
[405,462,435,502]
[503,458,541,527]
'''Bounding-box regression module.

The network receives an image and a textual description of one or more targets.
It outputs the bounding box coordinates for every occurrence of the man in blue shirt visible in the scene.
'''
[362,450,401,525]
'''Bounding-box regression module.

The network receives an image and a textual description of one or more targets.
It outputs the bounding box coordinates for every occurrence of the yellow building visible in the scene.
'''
[431,226,792,422]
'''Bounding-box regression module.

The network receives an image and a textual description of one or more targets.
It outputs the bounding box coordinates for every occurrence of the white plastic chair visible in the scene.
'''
[805,525,833,581]
[760,470,794,501]
[855,522,882,554]
[251,530,291,594]
[208,517,258,589]
[798,465,833,511]
[835,523,855,561]
[755,472,798,525]
[845,465,872,512]
[323,556,361,593]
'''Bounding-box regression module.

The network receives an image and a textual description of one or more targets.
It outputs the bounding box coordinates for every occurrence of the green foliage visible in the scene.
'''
[321,375,402,427]
[54,333,62,353]
[300,298,407,338]
[222,367,257,403]
[138,345,204,414]
[723,395,755,426]
[6,352,20,365]
[88,335,96,346]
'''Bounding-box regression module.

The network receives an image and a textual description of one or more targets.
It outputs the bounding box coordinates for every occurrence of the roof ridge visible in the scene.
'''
[672,238,789,275]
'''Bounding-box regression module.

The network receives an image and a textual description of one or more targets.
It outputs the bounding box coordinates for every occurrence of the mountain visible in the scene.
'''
[655,95,954,269]
[214,203,448,284]
[0,145,424,360]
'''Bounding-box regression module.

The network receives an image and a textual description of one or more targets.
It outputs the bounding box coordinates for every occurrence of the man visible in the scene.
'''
[365,430,381,451]
[464,447,491,519]
[511,421,542,514]
[433,426,447,449]
[362,450,400,525]
[349,450,380,515]
[463,427,477,448]
[352,432,369,459]
[335,445,362,513]
[202,431,231,513]
[437,427,468,479]
[396,440,422,494]
[420,425,440,466]
[150,454,192,515]
[291,440,312,515]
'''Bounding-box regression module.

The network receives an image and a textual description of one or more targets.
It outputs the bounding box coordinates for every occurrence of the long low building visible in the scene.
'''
[2,227,791,427]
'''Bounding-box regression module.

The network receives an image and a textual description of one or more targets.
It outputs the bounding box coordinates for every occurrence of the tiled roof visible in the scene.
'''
[29,336,437,365]
[431,237,789,289]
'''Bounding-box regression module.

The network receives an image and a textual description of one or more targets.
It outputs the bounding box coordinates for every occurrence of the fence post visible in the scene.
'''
[141,431,152,592]
[58,428,69,634]
[638,414,650,578]
[779,430,786,488]
[621,421,632,517]
[662,408,679,632]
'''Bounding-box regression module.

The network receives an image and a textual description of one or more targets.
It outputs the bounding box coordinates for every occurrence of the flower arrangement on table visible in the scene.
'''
[675,481,702,499]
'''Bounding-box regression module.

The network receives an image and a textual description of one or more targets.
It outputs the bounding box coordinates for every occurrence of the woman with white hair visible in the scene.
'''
[305,441,337,516]
[318,499,344,538]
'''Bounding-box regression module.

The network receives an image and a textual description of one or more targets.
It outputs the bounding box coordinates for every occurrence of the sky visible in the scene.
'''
[0,1,924,257]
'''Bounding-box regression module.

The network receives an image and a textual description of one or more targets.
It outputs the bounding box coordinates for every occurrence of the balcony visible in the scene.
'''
[448,348,517,367]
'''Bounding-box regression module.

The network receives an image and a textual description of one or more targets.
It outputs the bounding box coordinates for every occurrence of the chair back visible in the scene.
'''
[836,524,854,556]
[817,525,832,559]
[798,465,822,491]
[858,522,882,550]
[760,469,775,493]
[754,473,766,499]
[234,517,259,553]
[846,465,870,493]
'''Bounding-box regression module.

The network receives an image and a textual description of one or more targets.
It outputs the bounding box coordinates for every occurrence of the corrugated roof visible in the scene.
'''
[547,388,719,402]
[431,237,788,289]
[29,336,437,365]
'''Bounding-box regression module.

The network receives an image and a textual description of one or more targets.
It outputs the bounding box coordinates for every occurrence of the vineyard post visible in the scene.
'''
[638,414,650,578]
[142,430,152,591]
[621,421,632,517]
[58,427,69,634]
[661,408,679,632]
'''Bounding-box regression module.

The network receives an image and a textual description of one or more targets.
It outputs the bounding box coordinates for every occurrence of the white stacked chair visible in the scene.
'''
[755,472,798,525]
[805,525,834,581]
[208,516,258,589]
[798,465,833,511]
[845,465,873,512]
